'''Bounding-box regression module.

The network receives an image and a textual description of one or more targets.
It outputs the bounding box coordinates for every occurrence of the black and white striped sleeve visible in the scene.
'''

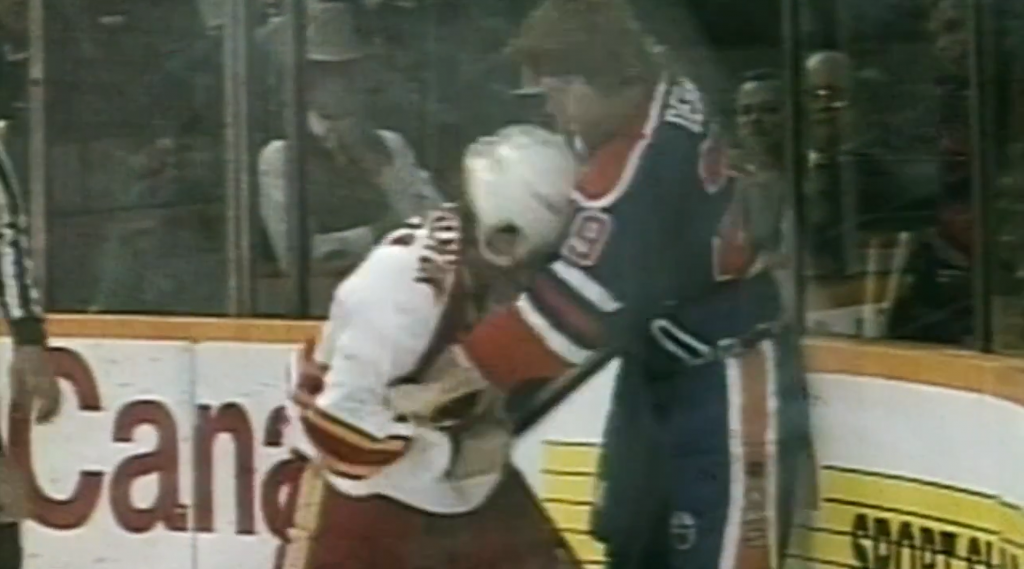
[0,140,45,345]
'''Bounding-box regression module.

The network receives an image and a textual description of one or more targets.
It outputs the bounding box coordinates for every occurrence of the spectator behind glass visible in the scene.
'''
[88,0,235,315]
[804,50,860,275]
[888,180,974,345]
[803,50,929,277]
[732,70,794,303]
[735,70,785,176]
[0,0,27,182]
[886,0,1018,347]
[0,0,25,115]
[733,72,786,268]
[883,0,972,346]
[257,1,442,275]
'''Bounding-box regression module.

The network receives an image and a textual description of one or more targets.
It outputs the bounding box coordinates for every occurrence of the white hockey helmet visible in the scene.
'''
[462,124,578,267]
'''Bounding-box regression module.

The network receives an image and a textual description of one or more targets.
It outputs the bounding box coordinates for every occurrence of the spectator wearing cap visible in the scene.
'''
[257,1,442,274]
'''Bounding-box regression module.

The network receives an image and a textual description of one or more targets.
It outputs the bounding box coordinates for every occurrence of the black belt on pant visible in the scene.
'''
[648,318,786,367]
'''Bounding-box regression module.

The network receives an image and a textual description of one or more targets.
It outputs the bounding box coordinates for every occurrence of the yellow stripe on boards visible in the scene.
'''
[562,532,606,564]
[543,473,597,504]
[543,501,593,532]
[542,443,601,474]
[820,468,999,533]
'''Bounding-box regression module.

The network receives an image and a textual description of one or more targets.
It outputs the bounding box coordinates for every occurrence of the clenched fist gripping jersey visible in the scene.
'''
[283,208,501,515]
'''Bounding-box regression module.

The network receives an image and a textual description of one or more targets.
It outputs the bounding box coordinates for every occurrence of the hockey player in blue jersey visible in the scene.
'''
[445,0,817,568]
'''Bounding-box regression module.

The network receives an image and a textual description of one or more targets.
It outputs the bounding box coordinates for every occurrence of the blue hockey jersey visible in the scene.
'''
[464,75,784,385]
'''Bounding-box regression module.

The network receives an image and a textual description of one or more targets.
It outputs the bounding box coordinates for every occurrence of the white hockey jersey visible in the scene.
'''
[284,206,503,514]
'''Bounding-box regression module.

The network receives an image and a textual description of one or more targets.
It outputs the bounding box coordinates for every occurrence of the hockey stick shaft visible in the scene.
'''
[511,349,616,436]
[504,350,615,568]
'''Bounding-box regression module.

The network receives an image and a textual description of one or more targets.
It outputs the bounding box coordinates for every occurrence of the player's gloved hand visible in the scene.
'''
[386,347,511,479]
[10,345,61,425]
[444,395,512,481]
[387,347,495,430]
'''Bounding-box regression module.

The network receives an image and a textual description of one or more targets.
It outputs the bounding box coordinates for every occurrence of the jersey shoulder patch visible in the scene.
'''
[380,215,428,247]
[561,208,614,267]
[378,205,463,300]
[415,205,463,298]
[661,77,705,134]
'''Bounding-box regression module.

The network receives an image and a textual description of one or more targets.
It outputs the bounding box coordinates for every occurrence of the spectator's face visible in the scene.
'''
[0,0,26,38]
[736,79,783,159]
[805,52,852,149]
[930,0,969,76]
[305,59,369,122]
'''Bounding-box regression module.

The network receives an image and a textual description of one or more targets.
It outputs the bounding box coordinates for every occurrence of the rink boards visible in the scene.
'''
[2,315,1020,569]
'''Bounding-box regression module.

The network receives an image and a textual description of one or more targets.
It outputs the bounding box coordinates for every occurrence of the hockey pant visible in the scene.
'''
[272,457,578,569]
[598,337,814,569]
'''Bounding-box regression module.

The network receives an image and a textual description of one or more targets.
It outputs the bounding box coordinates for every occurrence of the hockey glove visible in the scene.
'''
[444,395,512,481]
[386,347,497,430]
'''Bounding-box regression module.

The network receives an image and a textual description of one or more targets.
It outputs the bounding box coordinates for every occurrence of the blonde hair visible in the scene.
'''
[505,0,659,91]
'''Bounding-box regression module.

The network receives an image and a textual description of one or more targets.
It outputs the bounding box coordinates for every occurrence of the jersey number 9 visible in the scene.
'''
[561,209,613,267]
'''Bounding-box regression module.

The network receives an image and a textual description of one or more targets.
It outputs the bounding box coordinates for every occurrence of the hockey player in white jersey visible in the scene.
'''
[273,124,580,569]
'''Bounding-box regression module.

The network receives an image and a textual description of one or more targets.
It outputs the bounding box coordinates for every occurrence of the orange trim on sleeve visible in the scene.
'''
[293,395,409,478]
[462,306,571,390]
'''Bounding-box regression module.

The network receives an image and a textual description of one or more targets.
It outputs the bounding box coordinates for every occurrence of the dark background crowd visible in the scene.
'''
[0,0,1021,350]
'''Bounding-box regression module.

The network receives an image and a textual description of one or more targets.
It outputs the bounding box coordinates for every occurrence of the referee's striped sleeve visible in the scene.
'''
[0,140,45,345]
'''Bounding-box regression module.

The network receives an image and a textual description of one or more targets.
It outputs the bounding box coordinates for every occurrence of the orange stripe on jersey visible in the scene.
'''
[575,85,663,203]
[576,131,645,201]
[462,306,571,391]
[293,394,409,479]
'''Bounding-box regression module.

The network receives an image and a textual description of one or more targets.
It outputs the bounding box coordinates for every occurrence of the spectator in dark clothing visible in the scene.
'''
[888,185,973,345]
[89,9,223,314]
[804,50,933,276]
[915,0,1024,348]
[90,135,227,314]
[88,0,282,314]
